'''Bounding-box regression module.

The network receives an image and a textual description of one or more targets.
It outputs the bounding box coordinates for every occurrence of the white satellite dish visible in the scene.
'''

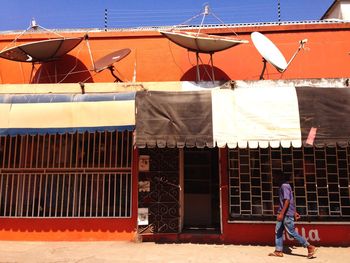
[251,31,308,79]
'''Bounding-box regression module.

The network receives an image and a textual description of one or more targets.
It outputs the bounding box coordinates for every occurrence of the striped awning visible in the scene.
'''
[0,93,135,135]
[135,87,350,148]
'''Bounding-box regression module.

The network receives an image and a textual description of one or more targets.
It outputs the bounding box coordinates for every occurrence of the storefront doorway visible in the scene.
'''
[182,148,220,232]
[137,147,220,235]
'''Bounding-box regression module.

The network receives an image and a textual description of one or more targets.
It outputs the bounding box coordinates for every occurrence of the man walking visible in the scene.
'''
[269,170,317,258]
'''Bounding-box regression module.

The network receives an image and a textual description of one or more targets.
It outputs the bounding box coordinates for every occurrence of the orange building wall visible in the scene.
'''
[1,22,350,84]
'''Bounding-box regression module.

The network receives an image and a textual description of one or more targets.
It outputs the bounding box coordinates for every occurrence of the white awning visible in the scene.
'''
[0,93,135,135]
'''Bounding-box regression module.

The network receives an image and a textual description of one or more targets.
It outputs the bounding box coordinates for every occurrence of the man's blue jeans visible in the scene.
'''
[275,215,310,251]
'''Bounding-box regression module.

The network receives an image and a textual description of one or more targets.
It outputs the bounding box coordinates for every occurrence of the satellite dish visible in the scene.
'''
[92,48,131,82]
[160,30,248,54]
[160,5,248,82]
[94,49,131,72]
[0,37,83,63]
[0,19,85,83]
[251,31,308,79]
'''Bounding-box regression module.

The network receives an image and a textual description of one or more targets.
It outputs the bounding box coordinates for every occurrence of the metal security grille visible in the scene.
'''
[138,148,180,234]
[0,131,133,218]
[228,146,350,221]
[0,172,131,217]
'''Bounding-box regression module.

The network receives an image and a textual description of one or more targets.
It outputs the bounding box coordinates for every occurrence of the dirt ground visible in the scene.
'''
[0,241,348,263]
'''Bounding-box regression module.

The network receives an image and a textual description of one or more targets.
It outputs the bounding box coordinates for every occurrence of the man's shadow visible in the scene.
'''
[283,246,309,258]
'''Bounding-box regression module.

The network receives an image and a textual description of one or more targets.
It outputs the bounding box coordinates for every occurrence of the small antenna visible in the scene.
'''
[30,18,38,30]
[204,4,210,16]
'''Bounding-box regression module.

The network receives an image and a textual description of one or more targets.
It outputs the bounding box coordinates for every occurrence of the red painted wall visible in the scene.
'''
[0,218,136,241]
[219,148,350,246]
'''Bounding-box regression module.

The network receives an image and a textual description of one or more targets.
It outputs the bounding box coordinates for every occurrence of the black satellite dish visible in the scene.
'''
[0,38,83,63]
[83,34,132,83]
[91,48,131,82]
[0,19,84,83]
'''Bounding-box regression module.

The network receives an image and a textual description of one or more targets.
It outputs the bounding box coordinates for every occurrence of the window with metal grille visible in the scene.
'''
[228,146,350,221]
[0,131,133,218]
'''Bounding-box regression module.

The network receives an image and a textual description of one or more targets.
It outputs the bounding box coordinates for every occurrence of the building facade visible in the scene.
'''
[0,21,350,245]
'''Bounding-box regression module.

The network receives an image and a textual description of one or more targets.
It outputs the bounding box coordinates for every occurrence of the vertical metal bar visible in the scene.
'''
[84,174,88,217]
[63,134,68,168]
[109,132,113,168]
[90,173,94,217]
[196,52,200,82]
[125,173,128,217]
[60,173,64,217]
[1,136,6,168]
[26,174,32,217]
[52,134,57,168]
[75,133,79,168]
[113,173,117,217]
[210,53,215,82]
[22,135,26,167]
[29,135,34,168]
[104,8,108,32]
[108,173,111,216]
[37,174,43,217]
[87,133,91,168]
[92,133,96,168]
[336,147,341,216]
[78,173,83,217]
[41,135,46,168]
[69,133,73,168]
[34,135,39,168]
[96,173,99,217]
[278,0,281,24]
[4,174,9,216]
[58,134,62,167]
[53,173,58,217]
[119,173,122,216]
[97,132,101,167]
[46,135,51,168]
[31,174,39,217]
[7,137,12,168]
[115,132,119,167]
[12,136,18,168]
[80,133,85,167]
[103,131,107,168]
[101,173,105,216]
[129,171,132,217]
[67,173,71,217]
[21,135,27,168]
[49,173,54,216]
[9,173,15,216]
[72,173,77,217]
[127,132,131,168]
[121,132,124,168]
[16,173,22,216]
[43,173,48,216]
[326,147,331,216]
[0,172,3,214]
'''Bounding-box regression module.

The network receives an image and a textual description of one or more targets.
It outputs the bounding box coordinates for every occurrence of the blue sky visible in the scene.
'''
[0,0,334,31]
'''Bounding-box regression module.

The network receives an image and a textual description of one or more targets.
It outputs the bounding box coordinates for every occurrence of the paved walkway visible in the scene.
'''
[0,241,348,263]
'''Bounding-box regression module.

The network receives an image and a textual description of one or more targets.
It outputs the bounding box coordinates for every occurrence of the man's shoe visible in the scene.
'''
[268,251,283,257]
[307,245,317,259]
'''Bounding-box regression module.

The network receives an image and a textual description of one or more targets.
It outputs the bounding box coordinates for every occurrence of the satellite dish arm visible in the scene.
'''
[283,39,308,73]
[84,34,96,71]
